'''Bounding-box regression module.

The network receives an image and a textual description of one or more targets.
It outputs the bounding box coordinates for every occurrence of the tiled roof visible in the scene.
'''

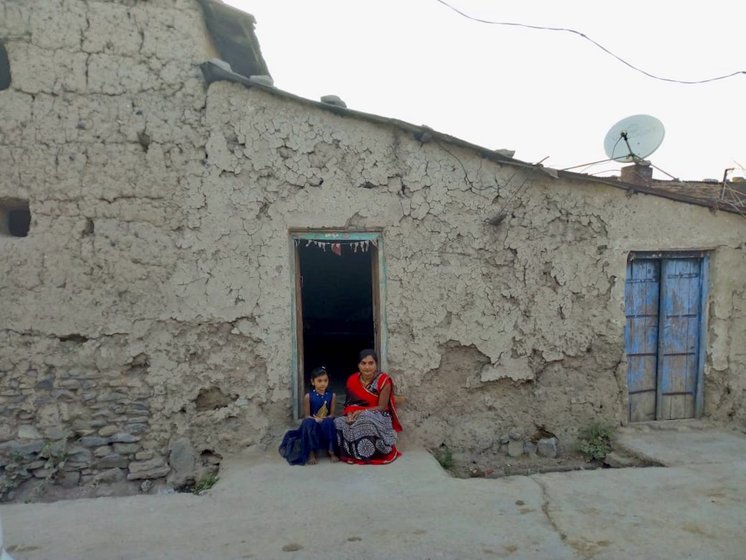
[646,179,746,214]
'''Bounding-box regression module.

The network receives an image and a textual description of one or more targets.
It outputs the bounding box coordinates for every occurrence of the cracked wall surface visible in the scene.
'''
[1,0,745,497]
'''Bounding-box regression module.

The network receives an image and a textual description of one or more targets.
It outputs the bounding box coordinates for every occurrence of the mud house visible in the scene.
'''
[1,0,744,496]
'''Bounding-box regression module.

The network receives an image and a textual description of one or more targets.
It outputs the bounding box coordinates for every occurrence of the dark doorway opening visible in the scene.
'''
[8,207,31,237]
[296,240,378,407]
[0,41,10,91]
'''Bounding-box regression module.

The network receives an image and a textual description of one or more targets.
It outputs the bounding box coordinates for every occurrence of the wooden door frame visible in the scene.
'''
[627,250,710,419]
[289,230,387,420]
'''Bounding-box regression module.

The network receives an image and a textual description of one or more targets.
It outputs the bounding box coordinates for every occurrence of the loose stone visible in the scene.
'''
[32,468,56,478]
[603,451,637,468]
[507,439,524,458]
[98,425,119,437]
[0,440,44,456]
[537,437,558,458]
[127,458,170,480]
[67,447,93,466]
[18,425,43,439]
[126,423,148,434]
[94,446,113,458]
[110,432,140,443]
[57,470,81,489]
[96,453,129,469]
[92,468,126,485]
[79,436,110,447]
[113,443,140,455]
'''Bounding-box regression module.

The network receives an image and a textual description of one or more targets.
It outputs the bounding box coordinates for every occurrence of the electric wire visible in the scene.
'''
[486,161,547,225]
[434,0,746,85]
[435,138,475,189]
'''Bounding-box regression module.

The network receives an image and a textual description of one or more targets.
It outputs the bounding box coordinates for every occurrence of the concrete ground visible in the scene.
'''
[1,425,745,560]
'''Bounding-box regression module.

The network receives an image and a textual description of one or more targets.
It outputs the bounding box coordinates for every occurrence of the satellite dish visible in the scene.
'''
[604,114,665,162]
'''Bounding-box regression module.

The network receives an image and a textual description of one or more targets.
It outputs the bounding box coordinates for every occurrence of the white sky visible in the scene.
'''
[225,0,745,181]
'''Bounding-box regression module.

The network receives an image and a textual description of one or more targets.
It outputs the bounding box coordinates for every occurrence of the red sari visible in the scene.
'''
[334,372,402,464]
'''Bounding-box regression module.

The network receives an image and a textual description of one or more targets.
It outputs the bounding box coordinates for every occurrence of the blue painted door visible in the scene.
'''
[657,259,703,419]
[625,256,705,421]
[625,260,661,422]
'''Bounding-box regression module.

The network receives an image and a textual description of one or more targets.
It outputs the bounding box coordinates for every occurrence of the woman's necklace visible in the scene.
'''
[360,372,376,389]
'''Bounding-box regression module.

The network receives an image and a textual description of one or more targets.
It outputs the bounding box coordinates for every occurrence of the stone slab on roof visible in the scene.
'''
[197,0,270,80]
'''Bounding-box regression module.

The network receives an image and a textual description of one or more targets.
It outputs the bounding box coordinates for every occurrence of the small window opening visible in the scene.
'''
[0,41,10,90]
[1,199,31,237]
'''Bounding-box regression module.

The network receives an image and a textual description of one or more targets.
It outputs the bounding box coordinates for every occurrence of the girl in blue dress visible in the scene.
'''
[279,367,339,465]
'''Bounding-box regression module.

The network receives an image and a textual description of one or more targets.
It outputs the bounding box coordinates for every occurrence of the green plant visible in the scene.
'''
[1,457,29,501]
[577,421,615,461]
[192,472,219,494]
[433,445,454,470]
[39,439,69,473]
[0,475,17,501]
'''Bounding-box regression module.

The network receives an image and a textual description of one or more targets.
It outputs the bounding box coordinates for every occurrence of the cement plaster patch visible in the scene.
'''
[535,462,746,560]
[616,428,746,466]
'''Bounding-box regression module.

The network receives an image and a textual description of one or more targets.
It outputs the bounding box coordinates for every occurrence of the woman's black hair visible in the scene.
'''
[310,366,329,380]
[358,349,378,364]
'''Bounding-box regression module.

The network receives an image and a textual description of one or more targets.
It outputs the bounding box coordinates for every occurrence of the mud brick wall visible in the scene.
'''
[1,0,744,499]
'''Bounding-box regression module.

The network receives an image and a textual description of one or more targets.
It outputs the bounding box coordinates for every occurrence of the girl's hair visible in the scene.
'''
[310,366,329,380]
[358,348,378,365]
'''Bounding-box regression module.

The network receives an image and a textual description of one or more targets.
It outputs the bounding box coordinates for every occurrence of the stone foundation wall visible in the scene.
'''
[1,0,744,500]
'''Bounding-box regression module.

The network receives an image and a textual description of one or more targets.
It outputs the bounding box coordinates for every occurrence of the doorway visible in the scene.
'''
[291,233,384,417]
[624,252,709,422]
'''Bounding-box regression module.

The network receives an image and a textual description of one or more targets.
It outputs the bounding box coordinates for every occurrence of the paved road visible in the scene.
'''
[1,426,745,559]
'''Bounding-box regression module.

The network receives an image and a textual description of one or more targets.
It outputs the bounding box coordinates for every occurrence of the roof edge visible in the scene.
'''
[199,61,743,218]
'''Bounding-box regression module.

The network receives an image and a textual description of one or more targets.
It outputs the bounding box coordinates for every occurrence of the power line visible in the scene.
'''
[434,0,746,85]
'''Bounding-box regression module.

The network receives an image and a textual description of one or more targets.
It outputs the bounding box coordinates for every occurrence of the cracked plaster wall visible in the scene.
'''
[1,0,745,493]
[203,84,746,444]
[0,0,270,495]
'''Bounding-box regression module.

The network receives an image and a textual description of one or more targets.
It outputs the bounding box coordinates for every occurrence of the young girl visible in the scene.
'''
[279,366,339,465]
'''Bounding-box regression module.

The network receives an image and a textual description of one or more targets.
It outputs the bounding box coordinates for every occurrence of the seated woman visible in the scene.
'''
[334,349,402,464]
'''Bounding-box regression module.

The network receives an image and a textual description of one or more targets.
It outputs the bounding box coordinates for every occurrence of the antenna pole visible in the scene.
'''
[721,168,734,200]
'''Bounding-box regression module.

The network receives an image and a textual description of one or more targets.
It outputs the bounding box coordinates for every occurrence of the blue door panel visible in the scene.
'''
[657,259,701,420]
[625,260,660,421]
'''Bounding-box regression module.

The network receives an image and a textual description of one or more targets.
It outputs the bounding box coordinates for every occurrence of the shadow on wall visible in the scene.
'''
[0,41,10,90]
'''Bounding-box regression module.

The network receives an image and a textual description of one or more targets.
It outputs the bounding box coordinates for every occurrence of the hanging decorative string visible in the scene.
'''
[294,239,377,255]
